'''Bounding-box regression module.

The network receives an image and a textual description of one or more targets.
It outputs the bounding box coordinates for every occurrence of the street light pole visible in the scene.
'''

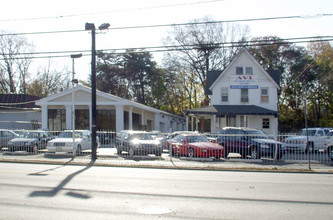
[85,22,110,160]
[70,53,82,155]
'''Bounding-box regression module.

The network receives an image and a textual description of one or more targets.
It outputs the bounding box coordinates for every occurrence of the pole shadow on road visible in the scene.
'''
[29,159,95,199]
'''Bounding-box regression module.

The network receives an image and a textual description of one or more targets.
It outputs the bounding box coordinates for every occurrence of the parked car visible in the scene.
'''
[323,130,333,161]
[163,131,199,150]
[284,128,331,153]
[217,127,285,160]
[115,130,162,158]
[168,134,224,160]
[47,130,99,156]
[7,130,53,153]
[0,129,19,150]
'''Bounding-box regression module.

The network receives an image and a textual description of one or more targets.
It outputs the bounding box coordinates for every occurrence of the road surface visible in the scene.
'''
[0,162,332,219]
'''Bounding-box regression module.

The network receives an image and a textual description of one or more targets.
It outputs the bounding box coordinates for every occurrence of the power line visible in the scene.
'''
[0,0,225,23]
[1,13,332,37]
[3,36,333,60]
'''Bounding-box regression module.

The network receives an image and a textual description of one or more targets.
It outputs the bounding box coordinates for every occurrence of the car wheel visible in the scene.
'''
[305,142,314,154]
[32,145,38,154]
[251,147,260,159]
[170,147,176,156]
[117,147,122,155]
[76,145,82,156]
[328,147,332,161]
[241,149,248,159]
[223,148,229,159]
[129,146,135,158]
[309,142,315,153]
[188,148,195,158]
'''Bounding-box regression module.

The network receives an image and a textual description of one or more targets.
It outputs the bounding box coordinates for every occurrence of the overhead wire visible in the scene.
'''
[0,0,225,23]
[2,35,333,60]
[0,13,332,36]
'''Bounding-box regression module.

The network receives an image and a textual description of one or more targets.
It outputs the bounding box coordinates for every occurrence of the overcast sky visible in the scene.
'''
[1,0,332,82]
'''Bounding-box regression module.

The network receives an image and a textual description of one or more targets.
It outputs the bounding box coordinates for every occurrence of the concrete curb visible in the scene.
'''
[1,155,333,173]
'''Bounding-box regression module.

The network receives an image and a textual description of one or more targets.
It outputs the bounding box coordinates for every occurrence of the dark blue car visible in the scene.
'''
[217,127,285,160]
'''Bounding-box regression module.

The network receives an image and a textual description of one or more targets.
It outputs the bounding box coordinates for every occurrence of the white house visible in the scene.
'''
[184,48,280,136]
[36,85,185,132]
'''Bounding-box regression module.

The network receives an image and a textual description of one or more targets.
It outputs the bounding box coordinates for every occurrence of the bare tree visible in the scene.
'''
[27,60,71,97]
[0,31,34,94]
[163,17,250,92]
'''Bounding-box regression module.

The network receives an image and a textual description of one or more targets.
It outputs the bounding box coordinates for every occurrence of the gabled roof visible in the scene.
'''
[36,85,184,120]
[0,94,41,110]
[208,47,280,93]
[205,70,222,95]
[36,84,126,104]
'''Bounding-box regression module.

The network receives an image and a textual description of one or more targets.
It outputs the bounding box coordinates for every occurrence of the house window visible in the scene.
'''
[147,120,153,131]
[227,115,236,127]
[261,88,269,103]
[221,88,228,102]
[236,67,243,75]
[240,115,248,127]
[48,109,66,131]
[245,67,253,75]
[263,118,270,129]
[76,110,90,130]
[241,89,249,102]
[97,109,115,131]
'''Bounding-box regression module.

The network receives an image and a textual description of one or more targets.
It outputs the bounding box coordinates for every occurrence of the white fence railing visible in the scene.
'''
[1,130,332,164]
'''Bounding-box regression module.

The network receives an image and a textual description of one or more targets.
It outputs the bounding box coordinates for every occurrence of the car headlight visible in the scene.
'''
[131,139,141,147]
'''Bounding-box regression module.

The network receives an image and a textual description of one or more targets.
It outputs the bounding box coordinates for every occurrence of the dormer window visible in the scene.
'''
[236,67,243,75]
[245,67,253,75]
[236,67,253,75]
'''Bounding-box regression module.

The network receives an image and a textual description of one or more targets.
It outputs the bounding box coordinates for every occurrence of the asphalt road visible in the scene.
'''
[1,162,333,219]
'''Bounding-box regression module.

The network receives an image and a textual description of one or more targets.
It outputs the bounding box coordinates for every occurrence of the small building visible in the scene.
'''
[36,85,185,132]
[184,48,280,136]
[0,94,41,130]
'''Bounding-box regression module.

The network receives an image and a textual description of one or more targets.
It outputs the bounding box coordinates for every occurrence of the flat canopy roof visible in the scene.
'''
[184,105,277,116]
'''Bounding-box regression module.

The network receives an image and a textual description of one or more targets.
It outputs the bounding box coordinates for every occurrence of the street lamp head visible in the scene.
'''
[98,23,110,30]
[70,53,83,59]
[85,22,96,30]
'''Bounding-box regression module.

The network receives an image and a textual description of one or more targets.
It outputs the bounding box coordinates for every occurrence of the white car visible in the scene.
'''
[284,128,331,153]
[47,130,99,156]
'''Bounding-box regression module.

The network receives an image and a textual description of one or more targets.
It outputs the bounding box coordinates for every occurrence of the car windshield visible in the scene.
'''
[299,129,317,136]
[58,131,83,138]
[19,132,41,139]
[244,130,268,139]
[131,133,153,140]
[186,135,210,143]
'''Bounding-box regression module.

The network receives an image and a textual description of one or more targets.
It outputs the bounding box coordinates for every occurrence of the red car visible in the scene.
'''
[169,134,224,160]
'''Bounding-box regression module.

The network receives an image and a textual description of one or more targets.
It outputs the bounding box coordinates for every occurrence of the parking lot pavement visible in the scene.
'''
[1,148,333,173]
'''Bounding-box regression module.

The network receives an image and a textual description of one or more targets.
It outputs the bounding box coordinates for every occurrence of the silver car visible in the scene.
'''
[47,130,99,156]
[0,129,19,150]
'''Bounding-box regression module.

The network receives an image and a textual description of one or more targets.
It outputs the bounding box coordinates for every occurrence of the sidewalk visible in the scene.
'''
[1,148,333,173]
